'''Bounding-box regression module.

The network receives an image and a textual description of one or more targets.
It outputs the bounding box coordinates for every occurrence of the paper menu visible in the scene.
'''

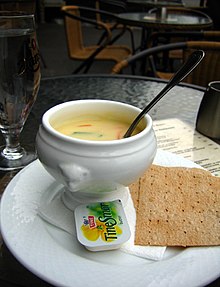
[153,118,220,177]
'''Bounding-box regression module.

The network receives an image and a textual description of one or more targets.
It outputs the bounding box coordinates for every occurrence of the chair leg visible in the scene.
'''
[131,63,136,75]
[97,25,135,55]
[109,26,136,55]
[72,46,106,74]
[97,30,108,45]
[72,38,109,73]
[40,53,47,68]
[110,31,125,45]
[72,59,95,74]
[127,28,136,54]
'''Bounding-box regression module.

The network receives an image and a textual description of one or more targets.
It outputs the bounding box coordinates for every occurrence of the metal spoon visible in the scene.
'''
[123,50,205,138]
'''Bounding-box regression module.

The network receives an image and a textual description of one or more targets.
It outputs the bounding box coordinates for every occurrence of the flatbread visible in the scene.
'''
[129,164,220,247]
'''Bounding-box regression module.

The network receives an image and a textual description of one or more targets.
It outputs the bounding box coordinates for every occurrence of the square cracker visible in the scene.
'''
[129,165,220,247]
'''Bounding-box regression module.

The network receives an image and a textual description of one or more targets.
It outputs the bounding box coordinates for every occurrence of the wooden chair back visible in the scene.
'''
[63,7,84,57]
[62,5,131,73]
[183,41,220,86]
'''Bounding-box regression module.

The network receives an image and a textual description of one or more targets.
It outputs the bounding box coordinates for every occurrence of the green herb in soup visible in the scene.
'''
[53,115,142,141]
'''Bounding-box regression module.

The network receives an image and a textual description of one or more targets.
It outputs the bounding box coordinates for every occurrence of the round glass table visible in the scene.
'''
[16,74,206,150]
[117,9,213,30]
[117,8,213,54]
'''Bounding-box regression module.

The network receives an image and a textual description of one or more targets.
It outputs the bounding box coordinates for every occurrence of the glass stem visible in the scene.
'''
[1,128,24,160]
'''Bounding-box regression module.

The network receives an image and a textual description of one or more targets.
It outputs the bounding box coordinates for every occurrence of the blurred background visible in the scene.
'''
[1,0,219,78]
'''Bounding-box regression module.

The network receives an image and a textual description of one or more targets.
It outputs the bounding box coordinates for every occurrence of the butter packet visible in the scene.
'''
[74,200,131,251]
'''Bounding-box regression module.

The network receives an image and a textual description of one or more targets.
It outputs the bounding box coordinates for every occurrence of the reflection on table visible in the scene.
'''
[128,0,184,6]
[127,0,184,12]
[117,8,213,30]
[0,75,219,287]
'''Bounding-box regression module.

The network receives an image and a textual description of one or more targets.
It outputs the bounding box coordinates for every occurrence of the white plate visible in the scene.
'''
[1,150,220,287]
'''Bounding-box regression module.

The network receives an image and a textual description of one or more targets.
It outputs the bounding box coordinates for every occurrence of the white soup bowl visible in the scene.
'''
[36,100,157,206]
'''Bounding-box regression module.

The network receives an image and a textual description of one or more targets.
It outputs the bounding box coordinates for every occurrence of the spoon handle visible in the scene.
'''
[123,50,205,138]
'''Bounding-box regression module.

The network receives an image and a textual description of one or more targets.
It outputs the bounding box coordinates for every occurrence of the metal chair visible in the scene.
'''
[148,30,220,73]
[95,0,135,52]
[149,30,220,45]
[112,41,220,87]
[61,5,132,73]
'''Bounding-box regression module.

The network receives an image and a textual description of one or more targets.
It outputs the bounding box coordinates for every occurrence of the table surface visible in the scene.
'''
[128,0,184,7]
[117,10,213,29]
[0,74,219,287]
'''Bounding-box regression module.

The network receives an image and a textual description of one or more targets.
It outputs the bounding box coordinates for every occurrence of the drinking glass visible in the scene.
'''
[0,11,41,170]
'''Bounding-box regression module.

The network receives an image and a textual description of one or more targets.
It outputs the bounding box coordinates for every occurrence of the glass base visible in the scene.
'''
[0,146,37,171]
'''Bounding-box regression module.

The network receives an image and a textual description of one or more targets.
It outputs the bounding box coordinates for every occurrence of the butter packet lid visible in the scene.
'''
[74,199,131,251]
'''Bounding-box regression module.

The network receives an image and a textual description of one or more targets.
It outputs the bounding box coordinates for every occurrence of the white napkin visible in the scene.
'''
[38,190,166,261]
